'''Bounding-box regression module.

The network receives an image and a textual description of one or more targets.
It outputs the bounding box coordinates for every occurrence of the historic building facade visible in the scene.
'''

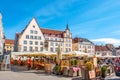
[72,37,95,56]
[95,45,113,57]
[0,13,5,60]
[14,18,45,52]
[4,39,14,53]
[14,18,72,52]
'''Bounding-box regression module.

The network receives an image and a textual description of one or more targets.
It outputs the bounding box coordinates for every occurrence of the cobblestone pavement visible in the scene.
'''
[105,73,120,80]
[0,66,81,80]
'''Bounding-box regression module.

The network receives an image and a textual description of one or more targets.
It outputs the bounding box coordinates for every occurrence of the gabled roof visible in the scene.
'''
[95,45,110,51]
[41,28,63,34]
[5,39,14,44]
[21,18,38,35]
[73,37,93,44]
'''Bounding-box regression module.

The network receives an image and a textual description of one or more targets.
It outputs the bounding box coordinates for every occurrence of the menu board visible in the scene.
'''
[89,70,96,79]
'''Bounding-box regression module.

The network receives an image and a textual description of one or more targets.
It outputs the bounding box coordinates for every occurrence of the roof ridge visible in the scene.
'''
[5,39,14,41]
[40,28,63,32]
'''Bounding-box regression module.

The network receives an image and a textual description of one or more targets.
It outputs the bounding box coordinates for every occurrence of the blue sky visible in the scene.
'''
[1,0,120,46]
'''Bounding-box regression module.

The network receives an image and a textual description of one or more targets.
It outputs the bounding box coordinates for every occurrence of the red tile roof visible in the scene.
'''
[5,39,14,44]
[95,45,110,51]
[73,37,92,43]
[41,28,63,37]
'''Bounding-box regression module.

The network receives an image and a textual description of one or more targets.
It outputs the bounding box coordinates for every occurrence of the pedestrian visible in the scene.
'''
[27,57,31,70]
[18,57,21,66]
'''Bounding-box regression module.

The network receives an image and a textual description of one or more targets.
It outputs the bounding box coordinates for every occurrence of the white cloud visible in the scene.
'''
[34,0,79,22]
[91,38,120,47]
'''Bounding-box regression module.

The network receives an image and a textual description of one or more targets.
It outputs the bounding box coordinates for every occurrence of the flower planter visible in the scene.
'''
[63,67,69,76]
[68,67,80,77]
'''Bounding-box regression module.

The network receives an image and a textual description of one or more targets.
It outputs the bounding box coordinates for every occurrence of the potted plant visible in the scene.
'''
[85,61,94,79]
[70,59,78,66]
[70,60,74,66]
[85,61,94,71]
[101,65,107,78]
[55,65,61,75]
[74,59,78,66]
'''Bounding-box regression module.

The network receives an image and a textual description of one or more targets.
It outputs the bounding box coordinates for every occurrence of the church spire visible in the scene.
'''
[66,23,69,30]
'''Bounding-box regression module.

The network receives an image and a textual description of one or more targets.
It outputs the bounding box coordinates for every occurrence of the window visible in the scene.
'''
[69,39,71,42]
[38,36,41,40]
[30,30,33,34]
[40,42,43,45]
[29,41,33,45]
[35,31,37,34]
[24,46,27,51]
[69,48,71,51]
[35,41,38,45]
[61,43,62,46]
[26,35,29,39]
[55,43,58,46]
[40,47,43,51]
[45,38,49,40]
[33,25,35,28]
[50,38,53,40]
[24,40,27,44]
[30,36,33,39]
[50,48,53,52]
[35,47,38,51]
[34,36,37,39]
[66,44,68,47]
[97,53,100,55]
[29,46,33,51]
[55,48,58,52]
[59,39,61,41]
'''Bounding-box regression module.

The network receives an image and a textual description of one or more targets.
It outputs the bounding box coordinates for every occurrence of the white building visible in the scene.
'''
[0,13,5,60]
[14,18,45,52]
[14,18,72,52]
[95,45,112,57]
[72,37,95,56]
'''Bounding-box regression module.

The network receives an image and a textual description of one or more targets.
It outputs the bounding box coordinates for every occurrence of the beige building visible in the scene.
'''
[95,45,112,57]
[4,39,14,53]
[72,37,95,56]
[14,18,72,52]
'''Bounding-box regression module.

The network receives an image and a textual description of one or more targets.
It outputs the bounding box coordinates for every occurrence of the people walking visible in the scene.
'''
[27,57,31,70]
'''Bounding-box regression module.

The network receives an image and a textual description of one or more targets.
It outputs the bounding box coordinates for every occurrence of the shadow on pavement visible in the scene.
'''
[71,77,82,80]
[11,65,28,72]
[11,65,82,80]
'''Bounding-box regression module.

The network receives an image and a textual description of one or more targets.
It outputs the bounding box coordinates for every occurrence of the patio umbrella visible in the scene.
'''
[56,44,62,64]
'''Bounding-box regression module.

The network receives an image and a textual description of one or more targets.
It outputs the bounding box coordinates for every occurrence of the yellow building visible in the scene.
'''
[5,39,14,53]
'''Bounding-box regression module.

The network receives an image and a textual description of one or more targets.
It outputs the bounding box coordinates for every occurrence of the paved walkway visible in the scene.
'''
[105,73,120,80]
[0,66,81,80]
